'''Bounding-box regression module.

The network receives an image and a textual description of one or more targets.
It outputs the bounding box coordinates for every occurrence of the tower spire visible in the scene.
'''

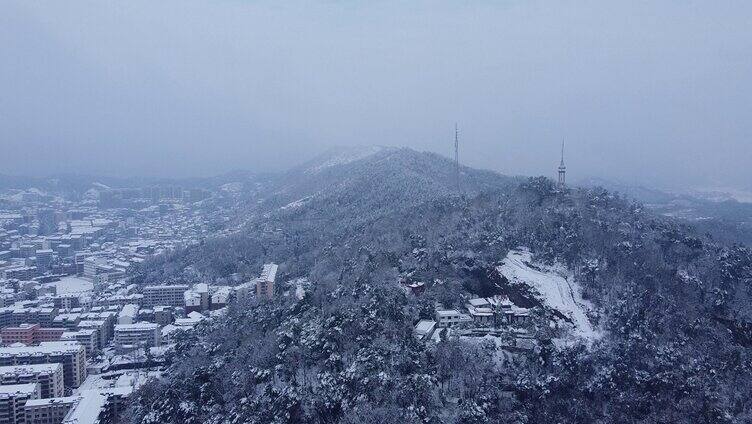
[558,137,566,187]
[454,123,460,193]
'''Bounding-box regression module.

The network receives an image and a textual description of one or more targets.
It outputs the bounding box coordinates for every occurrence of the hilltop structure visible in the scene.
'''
[558,138,567,188]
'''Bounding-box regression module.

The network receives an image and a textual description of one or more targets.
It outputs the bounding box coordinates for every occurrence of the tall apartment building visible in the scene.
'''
[0,383,39,424]
[60,329,98,356]
[153,307,173,326]
[255,263,278,300]
[210,287,231,310]
[2,267,37,281]
[81,312,116,342]
[117,304,139,325]
[53,296,80,311]
[0,342,87,390]
[114,323,160,351]
[25,394,76,424]
[24,386,131,424]
[183,283,209,313]
[35,250,53,275]
[0,363,64,399]
[142,285,189,307]
[1,324,64,345]
[55,244,73,259]
[75,321,107,351]
[1,308,58,328]
[83,257,108,281]
[51,314,80,331]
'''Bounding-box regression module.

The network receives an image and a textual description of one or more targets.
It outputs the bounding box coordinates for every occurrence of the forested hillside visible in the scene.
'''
[125,148,752,423]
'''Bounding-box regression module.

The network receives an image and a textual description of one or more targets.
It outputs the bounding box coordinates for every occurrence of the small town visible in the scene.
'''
[0,183,257,423]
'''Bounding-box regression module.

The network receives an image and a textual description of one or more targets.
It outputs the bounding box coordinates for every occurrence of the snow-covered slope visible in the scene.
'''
[498,249,600,342]
[280,195,314,210]
[266,148,517,219]
[303,146,388,174]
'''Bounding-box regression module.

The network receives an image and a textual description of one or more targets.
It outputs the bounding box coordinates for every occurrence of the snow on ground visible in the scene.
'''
[44,276,93,295]
[77,374,108,391]
[498,249,601,342]
[281,196,313,210]
[307,146,385,173]
[76,369,162,393]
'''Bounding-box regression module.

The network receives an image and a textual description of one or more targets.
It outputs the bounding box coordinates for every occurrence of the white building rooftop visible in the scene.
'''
[0,382,38,396]
[114,322,159,331]
[0,341,84,356]
[0,363,62,376]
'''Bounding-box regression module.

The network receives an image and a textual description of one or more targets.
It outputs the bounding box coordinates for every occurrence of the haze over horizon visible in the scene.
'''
[2,1,751,190]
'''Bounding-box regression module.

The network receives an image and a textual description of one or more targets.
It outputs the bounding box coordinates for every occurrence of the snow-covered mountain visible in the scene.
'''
[129,147,752,423]
[297,145,391,174]
[265,146,518,217]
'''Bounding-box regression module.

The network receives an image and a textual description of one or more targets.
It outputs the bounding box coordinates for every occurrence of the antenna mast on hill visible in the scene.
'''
[558,137,567,188]
[454,123,460,193]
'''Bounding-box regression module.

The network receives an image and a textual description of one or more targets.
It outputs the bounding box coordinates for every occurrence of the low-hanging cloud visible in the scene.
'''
[2,1,751,190]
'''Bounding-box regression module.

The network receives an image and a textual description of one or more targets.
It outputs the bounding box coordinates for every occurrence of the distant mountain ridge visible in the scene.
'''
[580,176,752,244]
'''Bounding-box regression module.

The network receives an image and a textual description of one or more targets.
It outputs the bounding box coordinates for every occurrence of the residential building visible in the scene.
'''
[434,310,472,328]
[142,285,189,308]
[35,250,53,275]
[413,320,437,341]
[25,386,132,424]
[210,286,231,310]
[0,383,39,424]
[184,283,209,313]
[24,395,75,424]
[53,296,80,311]
[75,321,106,351]
[0,342,87,390]
[255,263,278,300]
[60,330,98,356]
[6,308,57,328]
[0,363,64,399]
[113,323,160,351]
[1,324,64,345]
[117,304,139,325]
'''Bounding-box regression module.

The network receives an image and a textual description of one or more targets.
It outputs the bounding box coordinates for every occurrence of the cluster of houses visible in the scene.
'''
[414,295,531,341]
[0,261,279,424]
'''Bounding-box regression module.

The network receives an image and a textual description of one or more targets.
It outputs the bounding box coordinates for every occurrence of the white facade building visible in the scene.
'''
[114,323,160,351]
[434,309,472,328]
[0,363,64,399]
[142,285,189,307]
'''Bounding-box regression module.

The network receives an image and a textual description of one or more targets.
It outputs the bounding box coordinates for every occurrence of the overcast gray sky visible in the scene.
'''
[2,1,751,189]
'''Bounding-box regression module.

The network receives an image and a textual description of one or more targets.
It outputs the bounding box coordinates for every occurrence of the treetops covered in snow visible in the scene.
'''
[126,148,752,423]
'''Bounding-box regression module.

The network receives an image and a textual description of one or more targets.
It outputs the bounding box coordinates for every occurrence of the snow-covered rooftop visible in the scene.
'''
[0,382,38,396]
